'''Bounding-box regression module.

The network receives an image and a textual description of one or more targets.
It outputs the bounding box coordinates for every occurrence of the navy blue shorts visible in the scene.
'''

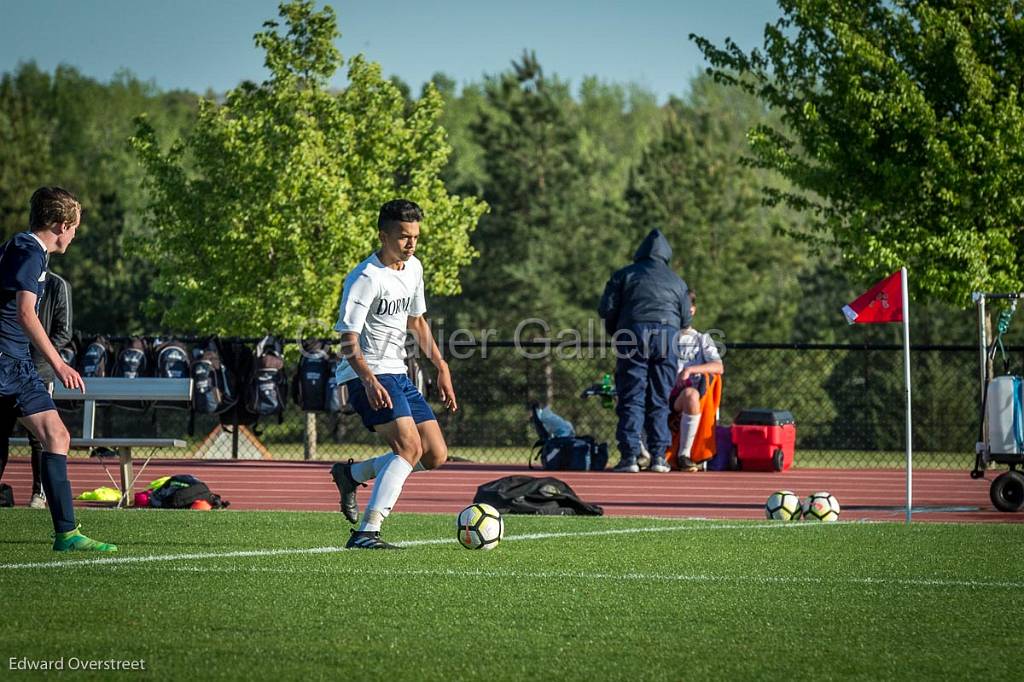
[345,374,436,432]
[0,353,56,418]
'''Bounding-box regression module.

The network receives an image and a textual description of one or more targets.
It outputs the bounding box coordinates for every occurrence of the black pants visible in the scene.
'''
[0,403,44,496]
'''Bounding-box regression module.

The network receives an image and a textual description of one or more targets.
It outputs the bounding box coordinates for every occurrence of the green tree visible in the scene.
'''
[434,54,662,336]
[692,0,1024,306]
[626,74,811,341]
[0,63,53,236]
[130,1,485,336]
[0,63,199,334]
[430,73,490,198]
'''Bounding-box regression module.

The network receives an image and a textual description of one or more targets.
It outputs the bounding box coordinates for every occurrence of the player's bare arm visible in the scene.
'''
[678,360,724,383]
[16,290,83,392]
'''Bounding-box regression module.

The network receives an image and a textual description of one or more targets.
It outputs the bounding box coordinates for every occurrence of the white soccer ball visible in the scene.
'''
[801,491,840,522]
[764,490,801,521]
[456,503,504,550]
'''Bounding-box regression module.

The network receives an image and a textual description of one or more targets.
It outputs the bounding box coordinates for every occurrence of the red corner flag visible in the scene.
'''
[842,271,903,324]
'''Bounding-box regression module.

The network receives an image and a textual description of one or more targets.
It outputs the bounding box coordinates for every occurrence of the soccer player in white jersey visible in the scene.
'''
[671,290,723,471]
[330,199,458,549]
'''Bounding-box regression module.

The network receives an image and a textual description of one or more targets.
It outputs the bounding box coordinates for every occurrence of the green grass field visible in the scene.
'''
[3,509,1023,680]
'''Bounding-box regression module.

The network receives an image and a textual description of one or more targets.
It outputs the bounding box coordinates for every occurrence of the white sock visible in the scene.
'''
[351,453,425,483]
[358,455,414,532]
[679,413,702,460]
[350,453,390,483]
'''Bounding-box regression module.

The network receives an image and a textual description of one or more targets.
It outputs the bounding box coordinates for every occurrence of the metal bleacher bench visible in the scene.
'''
[10,377,192,507]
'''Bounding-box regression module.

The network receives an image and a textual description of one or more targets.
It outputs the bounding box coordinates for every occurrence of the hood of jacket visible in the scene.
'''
[633,229,672,265]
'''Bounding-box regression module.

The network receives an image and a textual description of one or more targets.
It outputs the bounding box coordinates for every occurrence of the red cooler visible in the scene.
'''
[730,409,795,472]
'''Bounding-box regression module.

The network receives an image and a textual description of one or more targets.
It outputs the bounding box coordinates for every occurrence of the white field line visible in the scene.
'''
[0,522,814,571]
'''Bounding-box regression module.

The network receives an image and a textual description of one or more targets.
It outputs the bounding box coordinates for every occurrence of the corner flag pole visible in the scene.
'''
[901,267,913,524]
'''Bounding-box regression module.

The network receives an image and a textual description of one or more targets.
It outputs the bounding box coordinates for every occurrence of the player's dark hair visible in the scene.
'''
[378,199,423,232]
[29,186,81,229]
[688,289,696,306]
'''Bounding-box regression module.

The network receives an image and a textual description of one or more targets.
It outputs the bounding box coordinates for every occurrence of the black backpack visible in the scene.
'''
[113,336,150,379]
[531,435,609,472]
[153,338,191,379]
[79,335,113,377]
[217,340,258,429]
[528,404,608,471]
[0,483,13,507]
[246,335,287,420]
[151,338,191,411]
[58,340,77,368]
[293,340,332,412]
[55,340,81,413]
[148,474,228,509]
[473,476,603,516]
[191,337,232,415]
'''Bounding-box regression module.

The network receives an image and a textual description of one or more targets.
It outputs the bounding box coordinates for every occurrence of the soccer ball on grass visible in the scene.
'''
[456,503,504,550]
[764,490,801,521]
[801,492,840,522]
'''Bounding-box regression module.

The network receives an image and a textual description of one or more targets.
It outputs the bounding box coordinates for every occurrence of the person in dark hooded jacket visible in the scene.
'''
[598,229,691,472]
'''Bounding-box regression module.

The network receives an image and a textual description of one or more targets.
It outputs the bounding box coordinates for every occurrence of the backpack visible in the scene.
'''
[327,355,353,414]
[246,335,287,420]
[110,337,154,411]
[153,338,191,379]
[79,335,113,377]
[191,337,232,415]
[0,483,13,508]
[152,338,191,410]
[529,403,608,471]
[58,340,77,368]
[217,340,258,429]
[293,341,332,412]
[55,340,81,413]
[113,336,150,379]
[531,435,608,471]
[473,476,603,516]
[148,474,228,509]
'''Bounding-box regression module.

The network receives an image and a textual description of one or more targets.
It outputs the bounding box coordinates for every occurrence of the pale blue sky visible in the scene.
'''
[0,1,782,101]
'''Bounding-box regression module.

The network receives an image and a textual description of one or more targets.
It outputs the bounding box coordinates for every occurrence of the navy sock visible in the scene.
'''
[40,453,76,533]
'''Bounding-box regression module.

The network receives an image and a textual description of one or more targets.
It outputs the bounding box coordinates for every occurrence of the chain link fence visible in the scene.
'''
[11,340,1020,470]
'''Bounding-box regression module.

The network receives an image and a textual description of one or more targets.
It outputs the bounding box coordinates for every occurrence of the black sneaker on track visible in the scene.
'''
[612,457,640,473]
[331,459,364,524]
[345,529,401,550]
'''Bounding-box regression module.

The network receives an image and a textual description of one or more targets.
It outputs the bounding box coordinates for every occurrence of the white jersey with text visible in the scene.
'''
[677,328,721,372]
[334,253,426,384]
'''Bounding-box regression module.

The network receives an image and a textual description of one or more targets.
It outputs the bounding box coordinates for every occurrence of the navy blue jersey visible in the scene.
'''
[0,232,48,361]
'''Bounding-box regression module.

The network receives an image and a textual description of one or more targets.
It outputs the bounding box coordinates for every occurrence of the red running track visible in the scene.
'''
[1,457,1019,523]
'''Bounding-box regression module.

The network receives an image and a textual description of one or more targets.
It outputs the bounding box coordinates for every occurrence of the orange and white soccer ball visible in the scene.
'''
[801,492,840,522]
[456,503,505,550]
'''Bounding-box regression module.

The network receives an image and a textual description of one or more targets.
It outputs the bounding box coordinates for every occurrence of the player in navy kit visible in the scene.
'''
[0,187,115,551]
[330,199,457,549]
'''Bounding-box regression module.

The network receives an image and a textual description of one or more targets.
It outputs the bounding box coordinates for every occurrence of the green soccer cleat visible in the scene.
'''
[52,526,118,553]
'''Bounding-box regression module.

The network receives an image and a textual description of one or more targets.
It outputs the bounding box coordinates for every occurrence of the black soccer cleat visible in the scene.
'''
[331,459,364,524]
[345,529,401,550]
